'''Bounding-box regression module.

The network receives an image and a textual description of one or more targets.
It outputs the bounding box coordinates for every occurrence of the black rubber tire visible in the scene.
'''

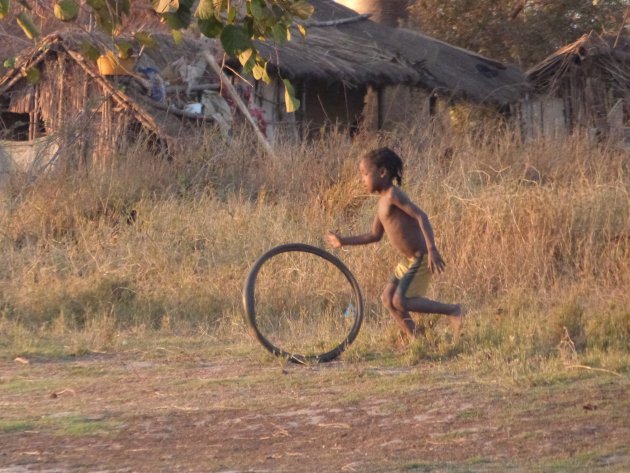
[243,243,364,363]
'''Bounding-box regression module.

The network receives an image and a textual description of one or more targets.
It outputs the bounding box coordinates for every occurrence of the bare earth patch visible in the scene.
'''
[1,347,629,472]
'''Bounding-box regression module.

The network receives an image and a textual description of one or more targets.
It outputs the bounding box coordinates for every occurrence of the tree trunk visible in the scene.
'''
[335,0,410,27]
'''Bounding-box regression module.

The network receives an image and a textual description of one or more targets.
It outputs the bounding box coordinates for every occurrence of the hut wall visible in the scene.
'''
[524,59,629,142]
[0,135,59,176]
[305,80,365,135]
[255,78,300,142]
[256,78,367,139]
[378,84,432,130]
[606,98,624,141]
[520,97,567,140]
[360,86,379,131]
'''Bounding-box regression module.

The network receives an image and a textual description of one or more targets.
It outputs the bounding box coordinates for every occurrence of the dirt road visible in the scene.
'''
[1,347,629,472]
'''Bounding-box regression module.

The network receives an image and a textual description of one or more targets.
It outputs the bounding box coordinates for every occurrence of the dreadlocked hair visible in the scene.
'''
[363,147,404,185]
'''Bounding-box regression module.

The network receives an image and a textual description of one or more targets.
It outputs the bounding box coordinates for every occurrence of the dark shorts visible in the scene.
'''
[391,256,431,298]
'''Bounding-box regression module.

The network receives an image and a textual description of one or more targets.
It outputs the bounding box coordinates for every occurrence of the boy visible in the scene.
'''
[325,147,464,340]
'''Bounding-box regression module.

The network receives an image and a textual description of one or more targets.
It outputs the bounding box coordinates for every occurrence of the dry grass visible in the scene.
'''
[0,120,628,380]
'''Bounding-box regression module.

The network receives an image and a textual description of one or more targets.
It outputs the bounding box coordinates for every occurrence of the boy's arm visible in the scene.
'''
[326,215,384,248]
[390,188,446,273]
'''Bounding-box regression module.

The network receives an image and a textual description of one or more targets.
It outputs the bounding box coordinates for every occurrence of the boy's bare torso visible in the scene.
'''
[377,190,428,259]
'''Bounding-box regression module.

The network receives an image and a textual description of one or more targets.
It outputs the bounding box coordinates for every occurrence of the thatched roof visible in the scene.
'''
[0,31,218,142]
[389,28,528,107]
[256,0,528,106]
[526,33,630,94]
[256,3,418,87]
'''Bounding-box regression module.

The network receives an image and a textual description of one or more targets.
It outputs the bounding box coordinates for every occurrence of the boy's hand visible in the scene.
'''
[325,231,342,248]
[427,247,446,274]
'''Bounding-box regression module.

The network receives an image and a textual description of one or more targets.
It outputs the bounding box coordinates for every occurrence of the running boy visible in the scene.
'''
[325,147,464,340]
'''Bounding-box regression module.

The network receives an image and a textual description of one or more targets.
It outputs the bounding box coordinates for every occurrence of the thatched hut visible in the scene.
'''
[255,0,527,139]
[523,33,630,143]
[0,30,226,174]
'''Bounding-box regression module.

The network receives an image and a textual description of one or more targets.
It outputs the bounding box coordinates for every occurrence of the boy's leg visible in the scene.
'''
[381,281,419,339]
[401,296,465,339]
[402,296,461,316]
[394,257,465,338]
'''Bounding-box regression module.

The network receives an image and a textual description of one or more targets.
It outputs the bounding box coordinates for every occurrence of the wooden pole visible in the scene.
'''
[202,51,276,159]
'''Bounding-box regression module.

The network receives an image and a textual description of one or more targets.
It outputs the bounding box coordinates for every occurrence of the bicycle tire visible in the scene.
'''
[243,243,364,363]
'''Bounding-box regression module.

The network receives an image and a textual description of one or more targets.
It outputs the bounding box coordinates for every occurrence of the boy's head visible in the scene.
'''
[361,147,403,186]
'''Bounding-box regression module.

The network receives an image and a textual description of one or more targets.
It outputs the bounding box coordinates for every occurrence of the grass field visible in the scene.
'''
[1,122,629,471]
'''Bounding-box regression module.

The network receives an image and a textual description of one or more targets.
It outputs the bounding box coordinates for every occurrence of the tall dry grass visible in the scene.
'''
[0,120,628,376]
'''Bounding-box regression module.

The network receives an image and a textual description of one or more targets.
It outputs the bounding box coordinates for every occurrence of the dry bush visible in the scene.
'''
[0,119,628,371]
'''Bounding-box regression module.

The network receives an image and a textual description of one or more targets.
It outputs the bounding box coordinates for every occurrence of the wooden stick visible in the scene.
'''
[567,364,623,377]
[165,83,220,93]
[202,51,276,158]
[613,7,629,49]
[304,13,371,27]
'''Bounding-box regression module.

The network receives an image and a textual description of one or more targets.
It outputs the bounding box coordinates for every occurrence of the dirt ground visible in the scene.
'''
[1,345,629,472]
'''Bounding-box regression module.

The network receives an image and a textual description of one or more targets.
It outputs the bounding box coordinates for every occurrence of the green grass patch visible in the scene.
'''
[42,414,122,436]
[0,419,35,433]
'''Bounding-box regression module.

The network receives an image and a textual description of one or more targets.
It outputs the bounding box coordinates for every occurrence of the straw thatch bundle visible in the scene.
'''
[527,33,630,95]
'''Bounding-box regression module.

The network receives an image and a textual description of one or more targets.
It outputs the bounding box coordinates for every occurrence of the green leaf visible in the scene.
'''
[163,10,191,29]
[79,41,101,61]
[194,0,214,19]
[106,0,129,17]
[254,56,270,83]
[134,31,157,48]
[271,23,289,43]
[54,0,79,21]
[87,4,114,34]
[220,24,253,57]
[168,0,192,30]
[289,0,314,20]
[152,0,178,14]
[282,78,300,113]
[0,0,9,20]
[252,64,261,80]
[171,28,184,45]
[16,12,40,40]
[260,63,270,83]
[3,56,16,68]
[227,5,236,24]
[198,16,223,37]
[26,66,40,85]
[86,0,105,9]
[115,39,133,59]
[238,48,254,66]
[243,16,254,37]
[87,0,130,29]
[249,0,265,19]
[113,0,130,16]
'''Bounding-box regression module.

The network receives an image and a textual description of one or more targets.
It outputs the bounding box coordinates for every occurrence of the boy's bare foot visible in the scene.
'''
[412,323,425,339]
[448,304,466,341]
[396,325,423,347]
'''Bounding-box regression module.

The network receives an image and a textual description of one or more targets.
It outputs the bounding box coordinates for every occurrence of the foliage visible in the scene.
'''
[409,0,628,67]
[1,0,313,110]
